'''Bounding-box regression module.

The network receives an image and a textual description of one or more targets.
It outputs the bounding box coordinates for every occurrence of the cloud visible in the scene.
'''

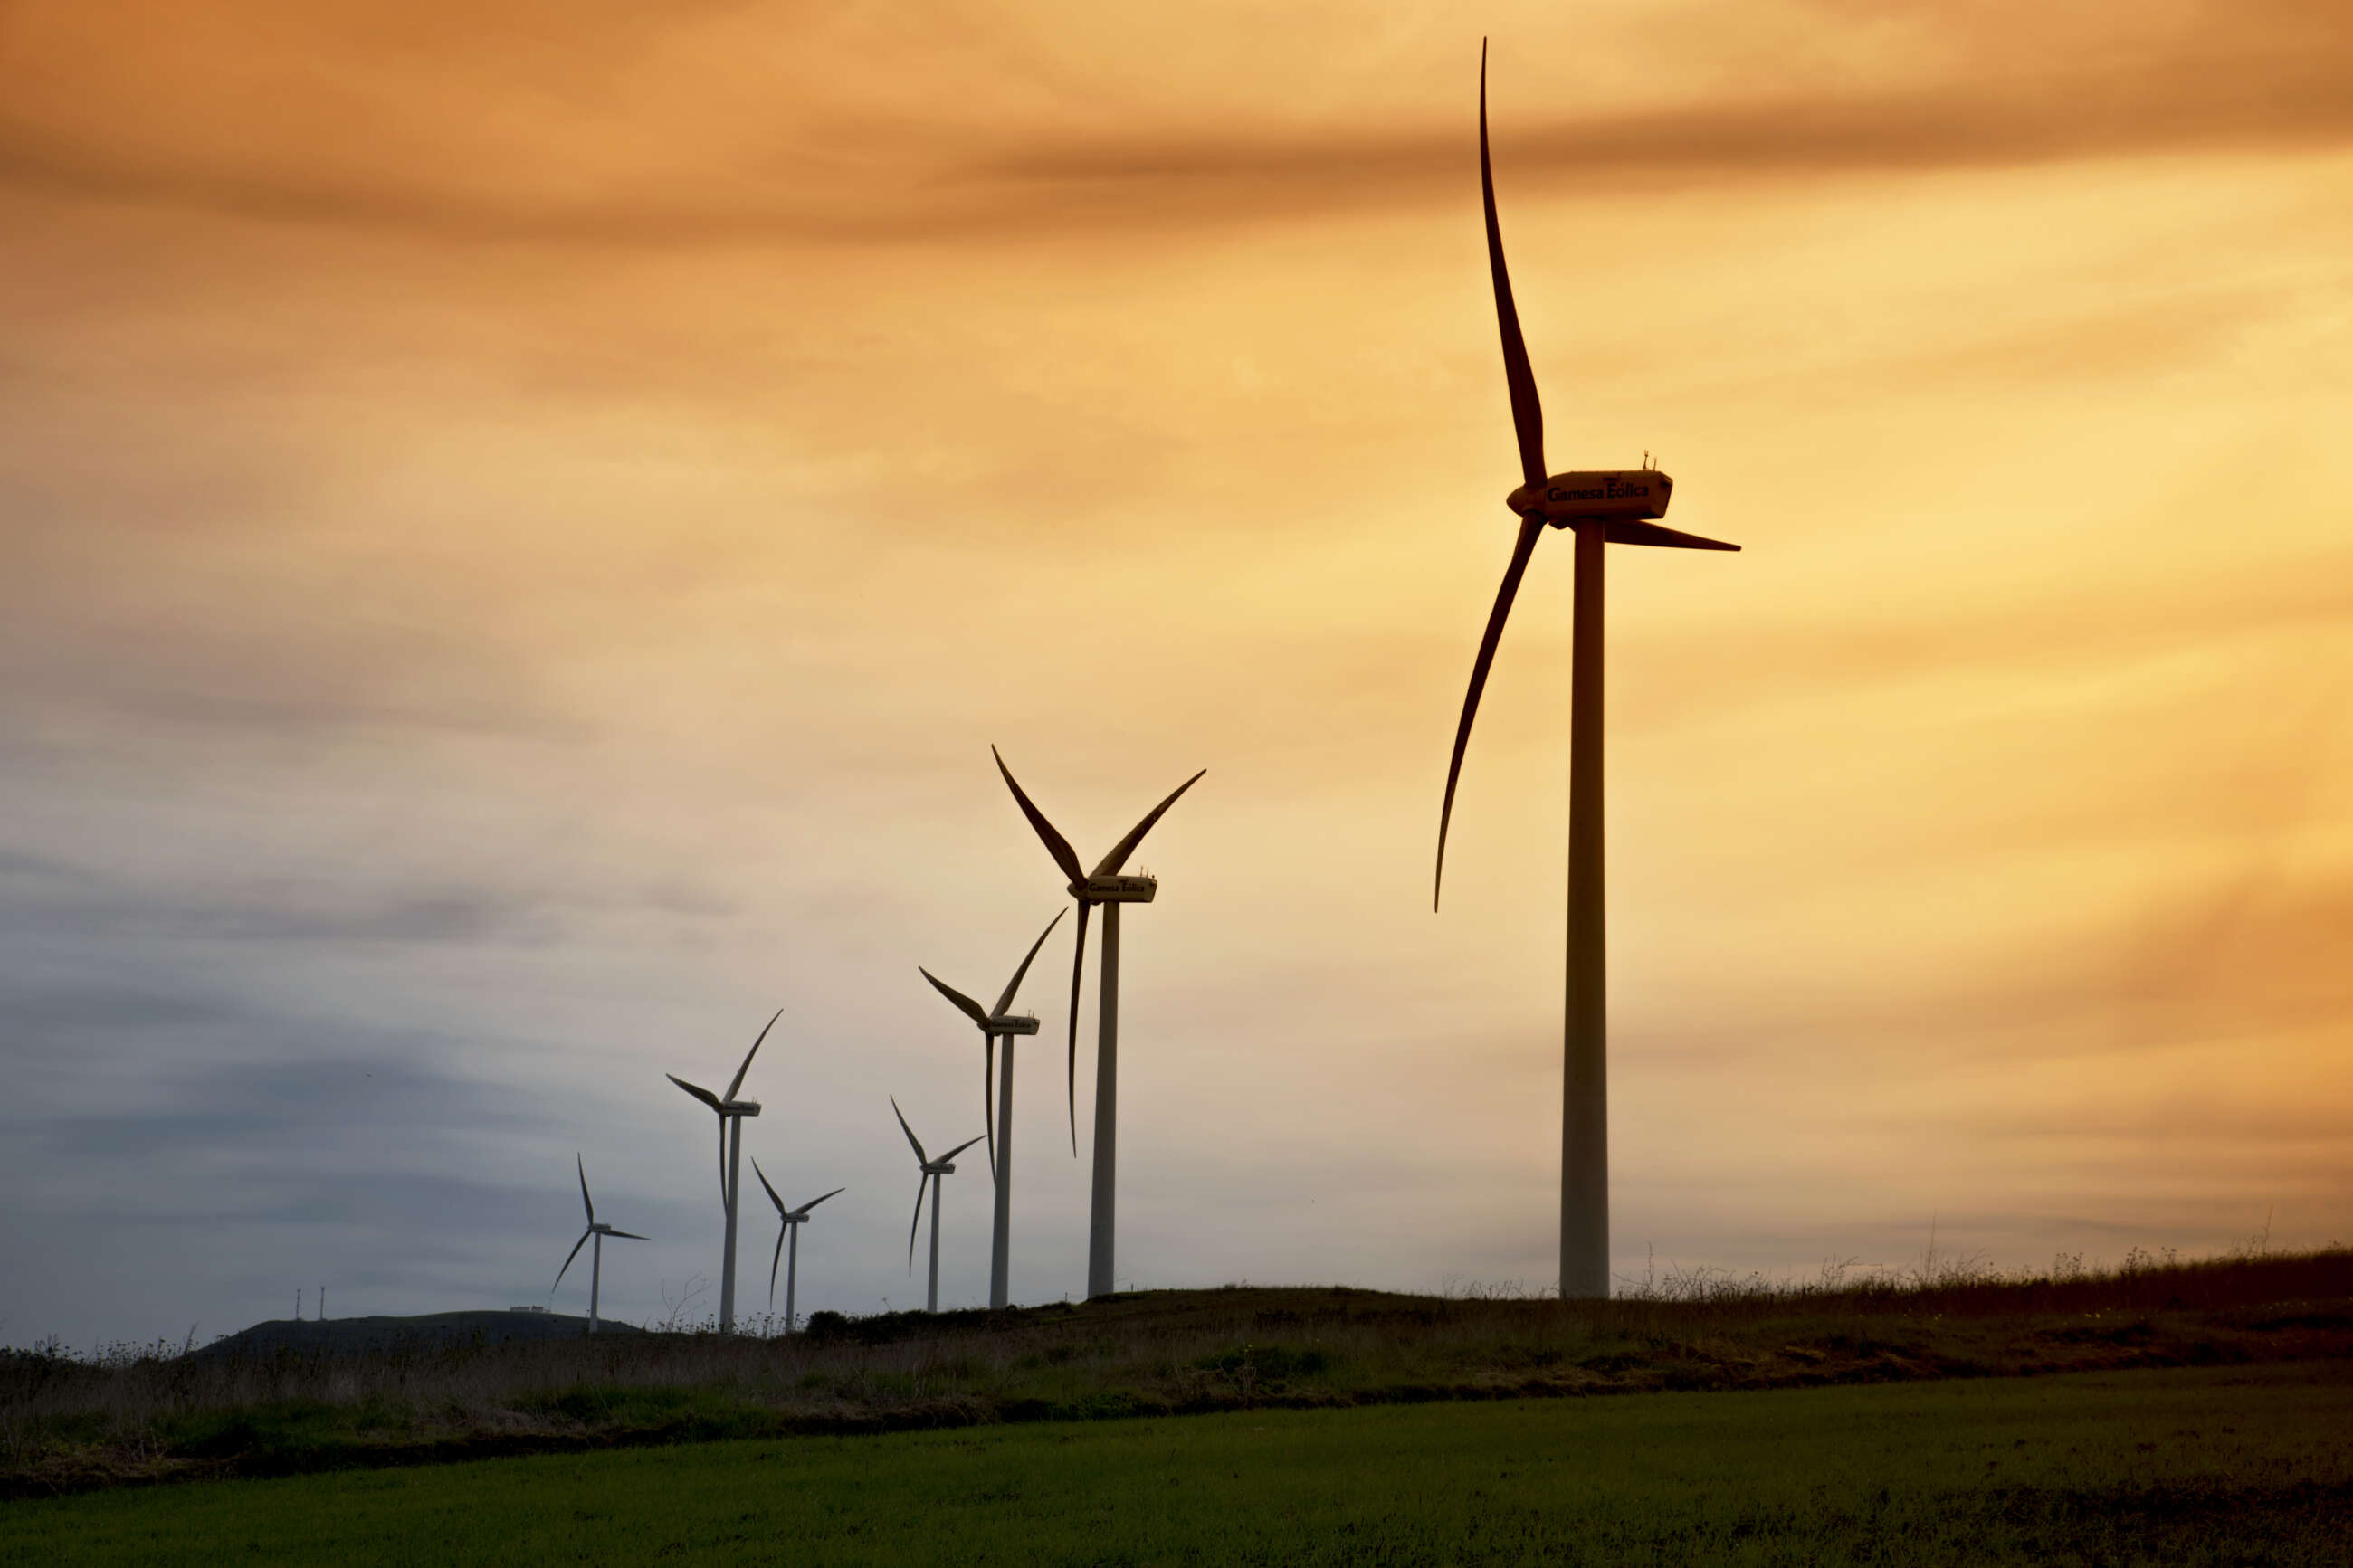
[2,1,2348,242]
[0,0,2346,1345]
[1615,551,2353,735]
[0,879,531,946]
[23,1054,531,1171]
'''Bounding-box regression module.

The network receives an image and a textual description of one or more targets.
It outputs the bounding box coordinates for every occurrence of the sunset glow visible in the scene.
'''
[5,0,2348,1340]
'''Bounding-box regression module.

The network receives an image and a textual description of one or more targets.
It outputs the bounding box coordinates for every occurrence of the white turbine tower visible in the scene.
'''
[750,1160,843,1335]
[919,908,1063,1310]
[890,1097,985,1314]
[991,748,1204,1300]
[552,1155,648,1334]
[665,1010,777,1333]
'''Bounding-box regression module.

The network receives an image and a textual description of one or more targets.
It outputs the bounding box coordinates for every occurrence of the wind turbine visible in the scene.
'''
[750,1159,842,1335]
[890,1097,985,1313]
[919,908,1064,1310]
[665,1010,777,1332]
[992,747,1205,1300]
[552,1155,648,1335]
[1434,43,1740,1301]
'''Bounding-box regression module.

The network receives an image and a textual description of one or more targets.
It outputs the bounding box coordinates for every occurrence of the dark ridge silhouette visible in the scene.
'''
[193,1309,641,1361]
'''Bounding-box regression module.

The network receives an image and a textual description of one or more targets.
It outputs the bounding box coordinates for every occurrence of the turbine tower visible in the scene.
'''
[1434,43,1740,1300]
[890,1097,985,1314]
[552,1155,648,1334]
[919,908,1064,1309]
[992,747,1205,1300]
[665,1011,777,1332]
[750,1159,842,1335]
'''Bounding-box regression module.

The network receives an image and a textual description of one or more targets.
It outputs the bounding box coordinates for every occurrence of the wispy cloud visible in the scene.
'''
[3,1,2347,242]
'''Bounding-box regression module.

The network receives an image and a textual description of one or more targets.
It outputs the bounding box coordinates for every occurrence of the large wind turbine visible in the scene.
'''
[750,1159,842,1335]
[919,909,1064,1310]
[992,747,1204,1300]
[1434,43,1740,1301]
[890,1097,985,1314]
[665,1011,777,1332]
[552,1155,648,1335]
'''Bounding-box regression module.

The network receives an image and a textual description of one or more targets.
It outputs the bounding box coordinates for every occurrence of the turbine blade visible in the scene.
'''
[576,1153,594,1225]
[1091,768,1206,877]
[941,1133,986,1164]
[891,1095,928,1164]
[751,1156,787,1216]
[992,746,1085,884]
[1603,518,1741,551]
[907,1173,928,1274]
[1481,40,1547,493]
[608,1230,650,1240]
[717,1121,729,1207]
[667,1074,722,1112]
[1435,513,1547,910]
[770,1222,786,1307]
[727,1009,782,1102]
[990,908,1066,1018]
[552,1230,591,1296]
[1065,899,1091,1156]
[983,1034,997,1183]
[792,1186,845,1218]
[920,967,992,1027]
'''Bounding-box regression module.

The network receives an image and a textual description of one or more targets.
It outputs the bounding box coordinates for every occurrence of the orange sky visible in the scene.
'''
[3,1,2348,1335]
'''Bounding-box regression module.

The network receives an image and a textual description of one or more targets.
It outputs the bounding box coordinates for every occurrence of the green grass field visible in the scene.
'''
[8,1361,2346,1566]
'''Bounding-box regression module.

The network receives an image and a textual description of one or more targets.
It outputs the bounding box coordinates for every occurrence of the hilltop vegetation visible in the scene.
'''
[5,1246,2346,1497]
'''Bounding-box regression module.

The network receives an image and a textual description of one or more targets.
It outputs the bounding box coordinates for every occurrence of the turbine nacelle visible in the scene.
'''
[1074,873,1157,903]
[918,909,1065,1188]
[1508,470,1672,526]
[553,1155,649,1311]
[721,1100,762,1117]
[994,746,1204,1156]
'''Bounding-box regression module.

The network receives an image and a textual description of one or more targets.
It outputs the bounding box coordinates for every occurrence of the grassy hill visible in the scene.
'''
[5,1246,2346,1497]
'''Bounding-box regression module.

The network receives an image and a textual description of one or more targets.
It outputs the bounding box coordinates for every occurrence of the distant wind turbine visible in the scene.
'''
[890,1097,985,1314]
[666,1010,777,1332]
[1433,43,1740,1300]
[553,1154,649,1334]
[750,1159,842,1335]
[993,747,1204,1300]
[919,908,1064,1309]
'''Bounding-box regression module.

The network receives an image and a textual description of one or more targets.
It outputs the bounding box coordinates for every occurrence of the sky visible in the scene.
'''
[3,0,2348,1348]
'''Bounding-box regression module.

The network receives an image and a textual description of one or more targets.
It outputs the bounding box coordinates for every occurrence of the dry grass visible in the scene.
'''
[5,1243,2347,1498]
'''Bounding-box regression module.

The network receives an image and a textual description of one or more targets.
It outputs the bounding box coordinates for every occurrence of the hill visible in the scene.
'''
[5,1246,2346,1497]
[195,1310,640,1360]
